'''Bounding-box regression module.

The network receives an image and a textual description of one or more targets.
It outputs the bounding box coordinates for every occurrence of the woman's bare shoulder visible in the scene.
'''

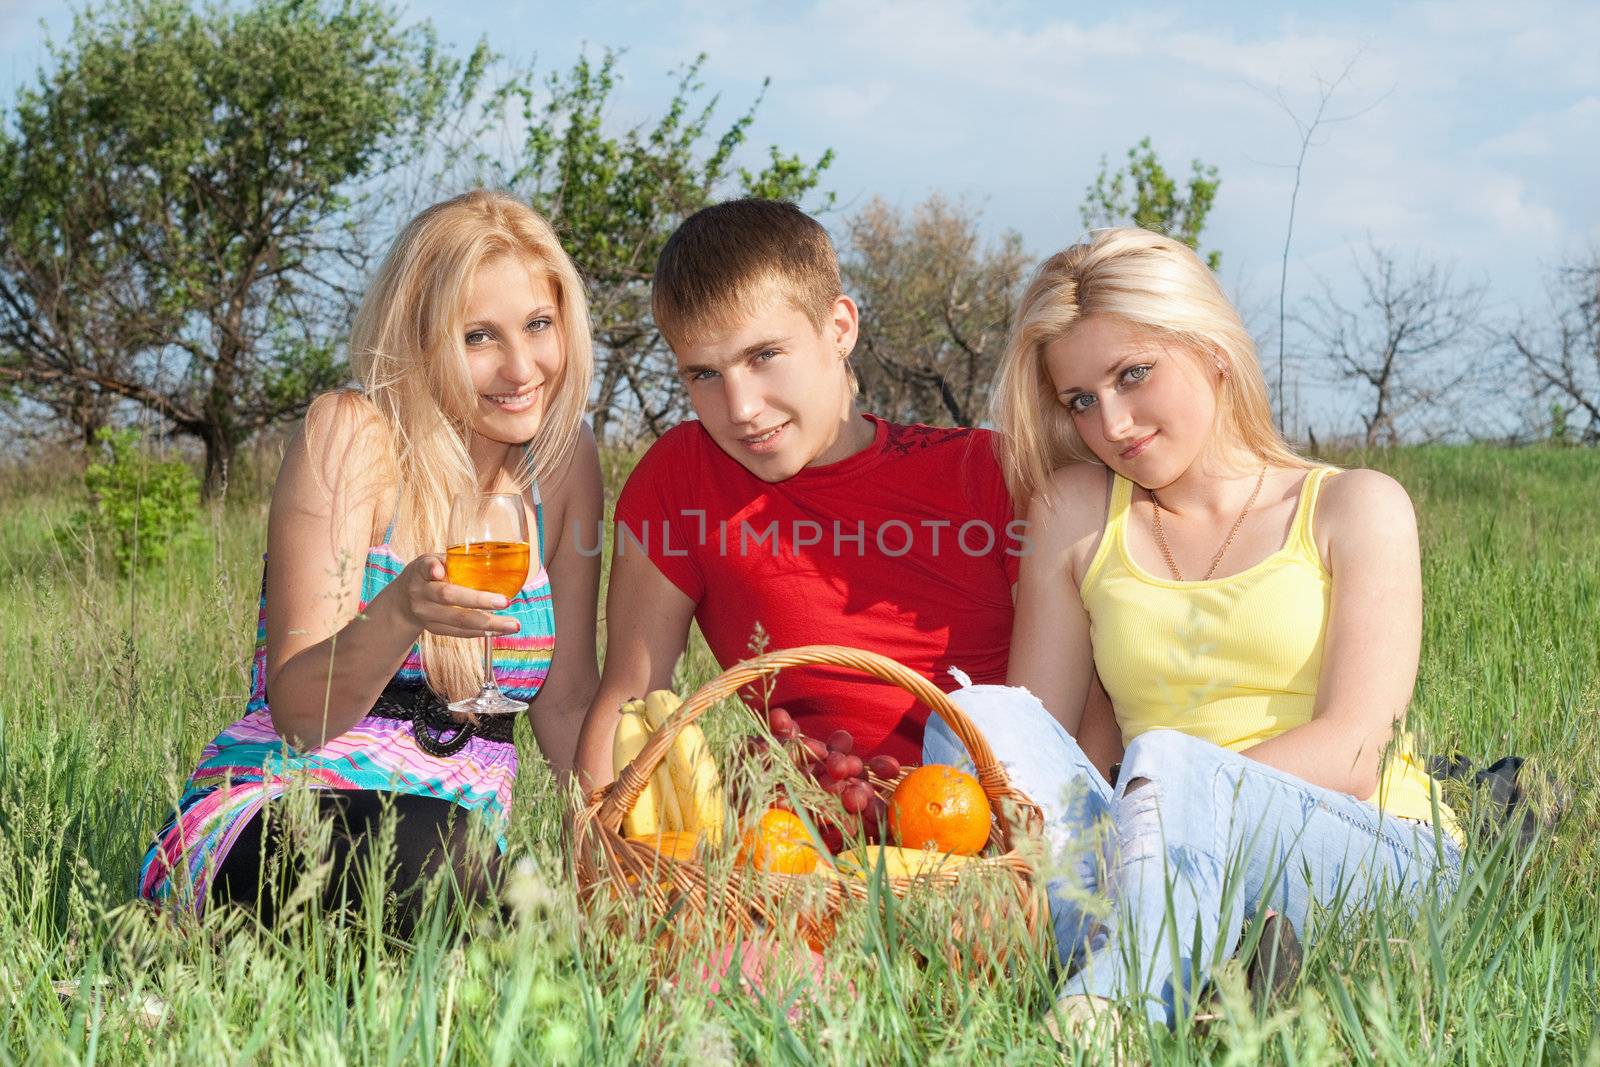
[1318,466,1414,527]
[274,391,395,531]
[1025,462,1113,554]
[539,422,600,505]
[537,421,603,552]
[1036,462,1112,521]
[300,390,390,463]
[1314,466,1417,565]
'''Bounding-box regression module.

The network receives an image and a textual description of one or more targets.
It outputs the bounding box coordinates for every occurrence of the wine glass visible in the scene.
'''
[445,492,531,715]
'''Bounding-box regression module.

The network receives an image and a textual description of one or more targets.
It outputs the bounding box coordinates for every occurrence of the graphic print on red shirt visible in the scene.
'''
[614,414,1022,764]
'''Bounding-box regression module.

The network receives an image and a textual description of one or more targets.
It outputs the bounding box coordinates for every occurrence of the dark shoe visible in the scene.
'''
[1424,752,1569,850]
[1245,911,1302,1013]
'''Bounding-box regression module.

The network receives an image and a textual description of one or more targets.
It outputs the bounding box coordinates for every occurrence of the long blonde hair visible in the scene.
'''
[331,190,593,700]
[993,227,1309,506]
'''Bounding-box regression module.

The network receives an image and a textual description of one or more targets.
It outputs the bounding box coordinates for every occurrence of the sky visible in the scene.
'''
[4,0,1598,437]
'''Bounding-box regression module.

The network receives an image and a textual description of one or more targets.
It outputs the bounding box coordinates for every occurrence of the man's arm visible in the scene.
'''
[572,543,698,795]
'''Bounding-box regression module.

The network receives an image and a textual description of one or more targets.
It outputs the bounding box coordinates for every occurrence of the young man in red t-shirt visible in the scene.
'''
[573,199,1116,792]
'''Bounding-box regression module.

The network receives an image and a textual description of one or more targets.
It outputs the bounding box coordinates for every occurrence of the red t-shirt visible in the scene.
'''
[614,414,1022,764]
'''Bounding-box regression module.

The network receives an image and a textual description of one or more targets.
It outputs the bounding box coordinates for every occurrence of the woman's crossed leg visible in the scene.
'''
[926,693,1461,1027]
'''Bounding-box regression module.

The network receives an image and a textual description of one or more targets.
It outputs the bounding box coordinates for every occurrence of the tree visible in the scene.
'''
[0,0,484,495]
[842,195,1029,427]
[1510,254,1600,444]
[1081,136,1222,270]
[0,76,167,448]
[1299,242,1486,446]
[493,52,833,445]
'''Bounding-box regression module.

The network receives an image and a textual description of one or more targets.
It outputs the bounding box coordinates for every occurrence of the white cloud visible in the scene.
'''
[1480,96,1600,159]
[1470,174,1563,242]
[1417,0,1600,91]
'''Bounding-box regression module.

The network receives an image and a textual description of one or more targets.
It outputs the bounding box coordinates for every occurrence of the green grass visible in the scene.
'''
[2,444,1597,1064]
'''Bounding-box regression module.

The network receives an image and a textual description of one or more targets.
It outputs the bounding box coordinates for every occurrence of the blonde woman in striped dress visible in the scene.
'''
[137,191,601,932]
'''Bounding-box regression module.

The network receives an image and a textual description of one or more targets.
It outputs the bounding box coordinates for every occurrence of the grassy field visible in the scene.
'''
[1,443,1597,1065]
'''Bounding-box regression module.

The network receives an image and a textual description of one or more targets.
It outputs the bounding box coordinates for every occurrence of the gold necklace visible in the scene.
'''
[1149,467,1267,581]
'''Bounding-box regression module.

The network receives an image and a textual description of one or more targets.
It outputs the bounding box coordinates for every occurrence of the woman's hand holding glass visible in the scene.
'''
[392,553,522,640]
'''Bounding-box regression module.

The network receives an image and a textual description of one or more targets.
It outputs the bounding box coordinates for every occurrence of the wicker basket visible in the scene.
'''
[572,644,1049,971]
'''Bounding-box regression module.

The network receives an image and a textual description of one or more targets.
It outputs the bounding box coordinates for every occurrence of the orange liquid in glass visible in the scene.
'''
[445,540,530,599]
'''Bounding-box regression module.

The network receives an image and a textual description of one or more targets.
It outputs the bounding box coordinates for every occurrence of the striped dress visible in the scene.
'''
[136,490,555,914]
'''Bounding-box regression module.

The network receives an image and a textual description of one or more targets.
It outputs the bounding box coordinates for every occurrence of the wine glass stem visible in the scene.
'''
[480,632,498,696]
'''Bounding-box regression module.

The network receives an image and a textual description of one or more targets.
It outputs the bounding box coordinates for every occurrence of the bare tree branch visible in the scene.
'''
[1509,252,1600,442]
[1298,241,1488,445]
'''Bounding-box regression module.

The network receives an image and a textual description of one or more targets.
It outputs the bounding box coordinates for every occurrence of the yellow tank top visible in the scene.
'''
[1080,468,1459,842]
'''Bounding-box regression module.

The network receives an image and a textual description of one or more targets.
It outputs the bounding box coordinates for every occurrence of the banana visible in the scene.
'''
[622,697,684,831]
[640,690,680,732]
[653,756,684,832]
[612,707,660,838]
[642,689,725,845]
[617,700,675,831]
[835,846,975,880]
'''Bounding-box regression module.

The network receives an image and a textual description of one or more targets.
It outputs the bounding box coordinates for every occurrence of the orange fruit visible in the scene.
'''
[736,809,820,874]
[626,830,704,864]
[888,764,991,855]
[618,832,705,898]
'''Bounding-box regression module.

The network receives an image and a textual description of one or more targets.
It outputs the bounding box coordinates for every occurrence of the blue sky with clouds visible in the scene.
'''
[4,0,1597,434]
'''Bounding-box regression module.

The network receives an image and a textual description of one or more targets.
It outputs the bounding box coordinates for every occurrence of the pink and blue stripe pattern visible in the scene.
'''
[137,499,555,914]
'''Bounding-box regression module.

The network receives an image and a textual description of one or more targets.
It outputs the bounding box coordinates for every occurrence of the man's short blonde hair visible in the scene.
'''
[652,198,841,351]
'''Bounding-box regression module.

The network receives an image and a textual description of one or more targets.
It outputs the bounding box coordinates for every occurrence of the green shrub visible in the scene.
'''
[76,427,201,573]
[1550,402,1573,446]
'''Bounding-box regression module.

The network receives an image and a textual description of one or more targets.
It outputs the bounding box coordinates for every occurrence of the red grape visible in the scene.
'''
[864,795,890,843]
[825,752,852,780]
[768,708,799,741]
[826,730,854,755]
[841,781,873,814]
[800,737,829,762]
[808,761,830,780]
[867,755,901,780]
[822,776,851,797]
[840,755,863,779]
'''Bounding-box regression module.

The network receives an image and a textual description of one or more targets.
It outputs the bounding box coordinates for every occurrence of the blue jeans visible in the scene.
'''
[923,683,1463,1027]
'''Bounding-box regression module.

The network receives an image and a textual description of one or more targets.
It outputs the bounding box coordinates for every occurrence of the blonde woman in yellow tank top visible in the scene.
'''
[936,227,1462,1033]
